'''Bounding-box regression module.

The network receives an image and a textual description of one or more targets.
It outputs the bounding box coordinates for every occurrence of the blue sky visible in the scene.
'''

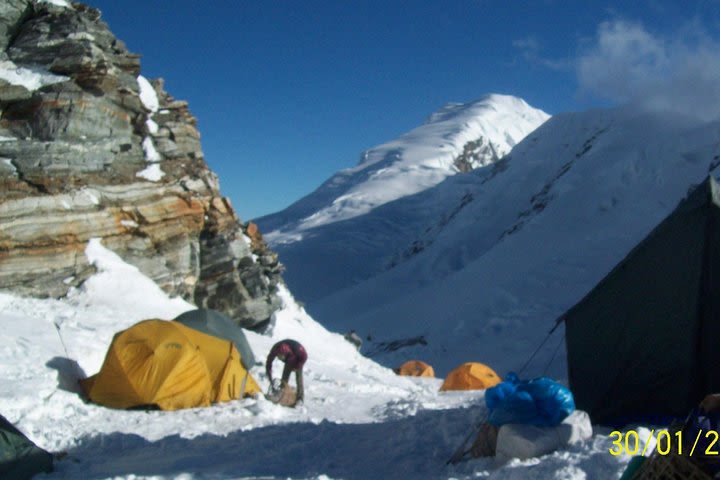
[86,0,720,220]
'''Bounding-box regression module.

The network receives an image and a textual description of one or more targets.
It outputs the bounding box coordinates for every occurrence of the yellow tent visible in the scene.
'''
[440,362,501,391]
[80,319,260,410]
[396,360,435,377]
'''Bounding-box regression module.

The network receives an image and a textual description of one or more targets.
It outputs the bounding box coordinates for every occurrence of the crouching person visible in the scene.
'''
[266,339,307,407]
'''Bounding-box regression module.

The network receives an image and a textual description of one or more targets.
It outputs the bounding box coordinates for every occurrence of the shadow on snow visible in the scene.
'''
[57,406,496,480]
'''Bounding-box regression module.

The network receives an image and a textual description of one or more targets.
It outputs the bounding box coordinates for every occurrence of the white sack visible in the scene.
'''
[495,410,593,461]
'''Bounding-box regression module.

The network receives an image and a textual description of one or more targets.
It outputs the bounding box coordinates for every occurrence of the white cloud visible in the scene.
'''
[512,36,570,71]
[513,36,541,52]
[577,20,720,121]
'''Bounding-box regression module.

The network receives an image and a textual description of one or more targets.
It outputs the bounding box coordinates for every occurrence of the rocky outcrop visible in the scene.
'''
[453,137,502,173]
[0,1,283,328]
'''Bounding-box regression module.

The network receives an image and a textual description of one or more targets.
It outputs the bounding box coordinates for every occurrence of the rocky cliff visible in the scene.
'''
[0,0,283,328]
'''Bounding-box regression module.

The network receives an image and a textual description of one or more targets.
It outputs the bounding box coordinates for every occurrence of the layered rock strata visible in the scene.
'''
[0,1,283,328]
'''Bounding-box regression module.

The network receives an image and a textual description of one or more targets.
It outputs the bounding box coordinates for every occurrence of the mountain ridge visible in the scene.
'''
[258,93,550,242]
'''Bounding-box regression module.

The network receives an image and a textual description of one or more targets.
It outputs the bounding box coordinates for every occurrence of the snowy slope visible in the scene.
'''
[308,106,720,379]
[256,94,549,304]
[0,239,634,479]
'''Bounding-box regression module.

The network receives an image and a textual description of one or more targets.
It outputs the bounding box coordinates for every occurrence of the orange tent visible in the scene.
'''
[440,362,502,391]
[396,360,435,377]
[80,319,260,410]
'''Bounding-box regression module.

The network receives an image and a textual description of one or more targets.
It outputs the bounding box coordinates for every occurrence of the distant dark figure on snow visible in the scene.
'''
[344,330,362,351]
[266,339,307,407]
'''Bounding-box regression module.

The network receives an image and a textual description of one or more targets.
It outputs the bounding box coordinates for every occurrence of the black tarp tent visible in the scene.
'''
[0,413,53,479]
[174,309,257,368]
[559,176,720,424]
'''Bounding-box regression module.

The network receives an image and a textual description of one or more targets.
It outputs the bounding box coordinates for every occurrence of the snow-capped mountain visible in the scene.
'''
[256,94,550,304]
[259,94,549,240]
[260,103,720,379]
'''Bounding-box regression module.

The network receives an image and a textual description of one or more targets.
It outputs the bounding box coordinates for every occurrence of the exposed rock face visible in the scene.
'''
[0,1,283,328]
[453,137,502,173]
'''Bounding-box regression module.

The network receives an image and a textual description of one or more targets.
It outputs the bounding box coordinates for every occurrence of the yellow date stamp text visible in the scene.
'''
[609,429,720,456]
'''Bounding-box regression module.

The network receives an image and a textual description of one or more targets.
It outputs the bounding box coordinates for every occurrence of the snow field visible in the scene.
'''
[0,239,633,478]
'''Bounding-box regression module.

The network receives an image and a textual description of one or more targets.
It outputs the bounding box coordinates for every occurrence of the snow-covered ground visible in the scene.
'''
[0,239,634,479]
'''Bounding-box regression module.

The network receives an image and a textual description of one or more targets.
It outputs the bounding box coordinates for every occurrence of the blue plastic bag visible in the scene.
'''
[485,375,517,411]
[486,373,575,427]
